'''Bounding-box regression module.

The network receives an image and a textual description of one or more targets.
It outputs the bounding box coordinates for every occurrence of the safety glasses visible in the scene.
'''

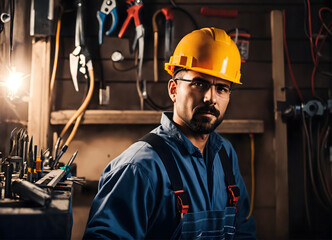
[174,77,231,97]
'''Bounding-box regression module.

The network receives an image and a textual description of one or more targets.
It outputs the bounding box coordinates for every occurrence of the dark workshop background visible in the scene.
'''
[0,0,331,239]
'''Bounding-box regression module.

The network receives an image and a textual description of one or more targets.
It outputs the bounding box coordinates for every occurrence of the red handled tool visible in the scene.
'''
[200,7,238,18]
[118,0,144,81]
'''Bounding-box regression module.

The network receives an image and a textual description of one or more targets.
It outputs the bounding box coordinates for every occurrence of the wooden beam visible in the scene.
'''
[271,10,289,239]
[28,37,51,149]
[50,110,264,133]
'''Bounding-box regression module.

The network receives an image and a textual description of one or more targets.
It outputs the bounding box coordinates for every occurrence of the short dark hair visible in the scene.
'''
[172,67,188,79]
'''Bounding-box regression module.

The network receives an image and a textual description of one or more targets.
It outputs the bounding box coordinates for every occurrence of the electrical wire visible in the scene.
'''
[304,1,332,97]
[302,125,312,228]
[317,122,332,209]
[246,133,255,220]
[301,106,330,210]
[305,0,316,65]
[64,111,84,146]
[303,0,310,39]
[49,6,63,109]
[60,66,94,140]
[172,7,198,29]
[320,126,332,199]
[282,10,304,102]
[310,25,329,98]
[112,61,137,72]
[169,0,198,29]
[318,7,332,36]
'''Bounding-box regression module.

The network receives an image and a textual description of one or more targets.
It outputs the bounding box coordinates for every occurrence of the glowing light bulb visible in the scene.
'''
[6,70,24,100]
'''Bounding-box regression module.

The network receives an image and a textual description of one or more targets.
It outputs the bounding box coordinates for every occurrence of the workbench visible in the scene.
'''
[0,180,73,240]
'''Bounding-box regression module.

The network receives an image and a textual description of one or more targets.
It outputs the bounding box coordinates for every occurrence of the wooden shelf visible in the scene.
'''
[51,110,264,133]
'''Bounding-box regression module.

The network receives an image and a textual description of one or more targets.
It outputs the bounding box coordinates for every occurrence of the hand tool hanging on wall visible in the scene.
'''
[69,0,91,92]
[200,7,238,18]
[97,0,117,105]
[0,12,10,34]
[97,0,118,45]
[227,28,251,63]
[118,0,145,108]
[55,0,94,168]
[152,8,173,82]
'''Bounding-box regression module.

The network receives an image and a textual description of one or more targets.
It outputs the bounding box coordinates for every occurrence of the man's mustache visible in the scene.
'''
[194,105,220,117]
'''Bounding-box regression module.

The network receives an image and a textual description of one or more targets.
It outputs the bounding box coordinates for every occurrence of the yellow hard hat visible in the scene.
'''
[165,27,242,84]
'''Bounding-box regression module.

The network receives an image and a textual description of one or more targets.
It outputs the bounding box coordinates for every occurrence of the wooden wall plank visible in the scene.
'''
[28,37,51,149]
[50,109,264,133]
[271,10,289,239]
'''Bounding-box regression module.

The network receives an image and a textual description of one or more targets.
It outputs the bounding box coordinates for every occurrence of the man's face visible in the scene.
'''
[168,70,232,135]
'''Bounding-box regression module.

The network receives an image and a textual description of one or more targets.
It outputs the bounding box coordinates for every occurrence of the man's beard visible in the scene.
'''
[187,105,223,134]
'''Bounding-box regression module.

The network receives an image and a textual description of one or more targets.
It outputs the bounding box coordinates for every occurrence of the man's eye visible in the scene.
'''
[216,85,230,93]
[192,81,207,88]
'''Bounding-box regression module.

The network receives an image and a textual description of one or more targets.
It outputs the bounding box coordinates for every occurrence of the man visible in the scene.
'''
[84,27,256,239]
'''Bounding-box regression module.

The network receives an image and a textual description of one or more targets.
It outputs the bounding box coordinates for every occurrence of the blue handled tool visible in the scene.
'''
[97,0,118,45]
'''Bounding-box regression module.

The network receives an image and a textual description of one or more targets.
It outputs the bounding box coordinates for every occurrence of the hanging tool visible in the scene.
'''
[96,0,115,105]
[228,28,251,63]
[0,12,10,34]
[59,0,94,163]
[118,0,144,80]
[162,8,173,61]
[69,0,91,92]
[97,0,118,45]
[152,8,173,82]
[200,7,238,18]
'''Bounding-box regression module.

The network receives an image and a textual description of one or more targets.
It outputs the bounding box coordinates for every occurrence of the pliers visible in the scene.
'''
[118,0,144,80]
[97,0,118,45]
[69,0,93,92]
[161,8,173,61]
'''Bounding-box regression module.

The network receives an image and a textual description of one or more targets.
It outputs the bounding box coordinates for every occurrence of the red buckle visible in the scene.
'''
[227,185,240,207]
[174,190,189,219]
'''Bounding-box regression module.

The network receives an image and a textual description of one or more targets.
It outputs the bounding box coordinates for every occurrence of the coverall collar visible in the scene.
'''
[161,111,224,157]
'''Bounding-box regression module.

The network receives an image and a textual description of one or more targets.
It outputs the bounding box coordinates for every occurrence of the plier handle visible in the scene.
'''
[118,0,144,80]
[118,0,143,39]
[69,0,92,92]
[97,0,118,45]
[161,8,173,60]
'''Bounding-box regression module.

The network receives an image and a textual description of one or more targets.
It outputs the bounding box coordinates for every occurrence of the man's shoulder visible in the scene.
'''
[109,133,173,173]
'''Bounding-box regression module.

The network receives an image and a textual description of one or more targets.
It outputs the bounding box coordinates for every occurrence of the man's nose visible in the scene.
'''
[203,85,217,104]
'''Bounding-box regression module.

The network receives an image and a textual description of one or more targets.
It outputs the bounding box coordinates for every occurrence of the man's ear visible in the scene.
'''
[168,79,177,102]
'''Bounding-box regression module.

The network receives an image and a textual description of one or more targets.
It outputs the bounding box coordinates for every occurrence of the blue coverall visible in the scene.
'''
[84,112,256,239]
